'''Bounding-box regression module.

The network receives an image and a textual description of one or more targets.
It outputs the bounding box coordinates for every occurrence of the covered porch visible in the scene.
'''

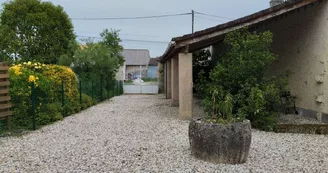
[159,0,322,120]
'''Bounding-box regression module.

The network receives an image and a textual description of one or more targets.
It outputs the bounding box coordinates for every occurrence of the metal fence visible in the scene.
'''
[123,78,158,94]
[124,84,158,94]
[0,76,124,131]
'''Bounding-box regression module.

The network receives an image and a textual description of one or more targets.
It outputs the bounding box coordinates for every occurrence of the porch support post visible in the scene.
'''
[171,56,179,106]
[166,60,172,99]
[178,53,193,120]
[164,62,167,96]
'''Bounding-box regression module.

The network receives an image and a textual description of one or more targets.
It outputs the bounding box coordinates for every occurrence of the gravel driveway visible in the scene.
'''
[0,95,328,173]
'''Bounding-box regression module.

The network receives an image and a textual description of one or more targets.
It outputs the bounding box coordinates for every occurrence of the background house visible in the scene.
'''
[115,49,150,80]
[147,57,159,79]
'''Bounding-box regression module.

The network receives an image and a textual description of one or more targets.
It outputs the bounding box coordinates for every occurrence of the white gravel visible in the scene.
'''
[0,95,328,173]
[279,114,326,124]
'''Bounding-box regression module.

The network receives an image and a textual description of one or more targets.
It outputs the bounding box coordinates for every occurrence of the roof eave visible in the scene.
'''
[172,0,318,42]
[159,41,176,63]
[160,0,319,63]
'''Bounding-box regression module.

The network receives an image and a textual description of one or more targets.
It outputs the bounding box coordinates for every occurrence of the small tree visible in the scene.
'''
[0,0,76,64]
[62,29,124,79]
[59,29,124,99]
[198,29,291,131]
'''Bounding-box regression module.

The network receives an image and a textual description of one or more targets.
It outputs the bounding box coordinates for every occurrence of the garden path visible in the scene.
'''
[0,95,327,172]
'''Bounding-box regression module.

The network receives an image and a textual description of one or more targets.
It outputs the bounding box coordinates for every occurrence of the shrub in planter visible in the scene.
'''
[189,85,252,164]
[195,29,291,131]
[191,29,291,164]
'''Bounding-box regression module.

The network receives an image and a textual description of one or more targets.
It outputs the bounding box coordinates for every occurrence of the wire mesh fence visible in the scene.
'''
[0,76,123,131]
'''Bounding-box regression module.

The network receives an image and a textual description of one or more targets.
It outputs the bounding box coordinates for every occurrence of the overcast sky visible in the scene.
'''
[0,0,271,57]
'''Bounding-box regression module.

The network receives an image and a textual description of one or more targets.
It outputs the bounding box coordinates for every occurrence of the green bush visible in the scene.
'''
[37,103,63,125]
[193,49,211,93]
[63,97,81,116]
[125,80,133,84]
[197,29,291,131]
[9,62,80,129]
[81,94,94,110]
[142,77,157,82]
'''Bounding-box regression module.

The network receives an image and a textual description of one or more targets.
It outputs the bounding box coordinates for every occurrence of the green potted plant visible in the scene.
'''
[189,71,252,164]
[190,29,289,164]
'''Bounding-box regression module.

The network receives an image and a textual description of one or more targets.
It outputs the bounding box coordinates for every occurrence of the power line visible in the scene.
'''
[120,34,159,38]
[192,10,195,33]
[194,11,234,20]
[76,35,102,39]
[79,33,159,38]
[123,39,169,44]
[71,12,191,20]
[76,35,169,44]
[195,16,225,23]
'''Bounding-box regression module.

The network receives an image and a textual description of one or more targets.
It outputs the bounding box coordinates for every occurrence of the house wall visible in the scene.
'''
[264,2,328,116]
[210,2,328,120]
[147,65,158,78]
[126,65,148,79]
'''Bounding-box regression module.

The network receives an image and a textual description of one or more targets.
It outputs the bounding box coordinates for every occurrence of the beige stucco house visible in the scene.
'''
[160,0,328,122]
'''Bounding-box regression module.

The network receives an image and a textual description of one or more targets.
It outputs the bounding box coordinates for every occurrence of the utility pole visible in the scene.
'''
[192,10,195,33]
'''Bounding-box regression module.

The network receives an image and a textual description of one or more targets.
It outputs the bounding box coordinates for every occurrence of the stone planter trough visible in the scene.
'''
[189,119,252,164]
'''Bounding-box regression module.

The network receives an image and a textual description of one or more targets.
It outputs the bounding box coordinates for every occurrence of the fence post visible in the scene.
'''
[114,81,116,96]
[61,81,65,107]
[31,82,36,130]
[100,75,103,101]
[121,81,123,95]
[61,80,65,116]
[91,80,94,100]
[112,81,115,97]
[119,81,121,95]
[117,81,121,96]
[79,79,82,104]
[116,81,119,96]
[107,79,110,99]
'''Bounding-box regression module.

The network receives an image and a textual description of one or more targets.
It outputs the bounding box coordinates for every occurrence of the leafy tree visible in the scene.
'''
[62,29,124,79]
[197,29,292,131]
[59,29,124,100]
[0,0,76,64]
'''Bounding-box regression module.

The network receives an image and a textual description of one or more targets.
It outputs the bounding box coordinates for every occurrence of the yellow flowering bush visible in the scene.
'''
[11,65,23,76]
[9,61,86,128]
[42,64,78,97]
